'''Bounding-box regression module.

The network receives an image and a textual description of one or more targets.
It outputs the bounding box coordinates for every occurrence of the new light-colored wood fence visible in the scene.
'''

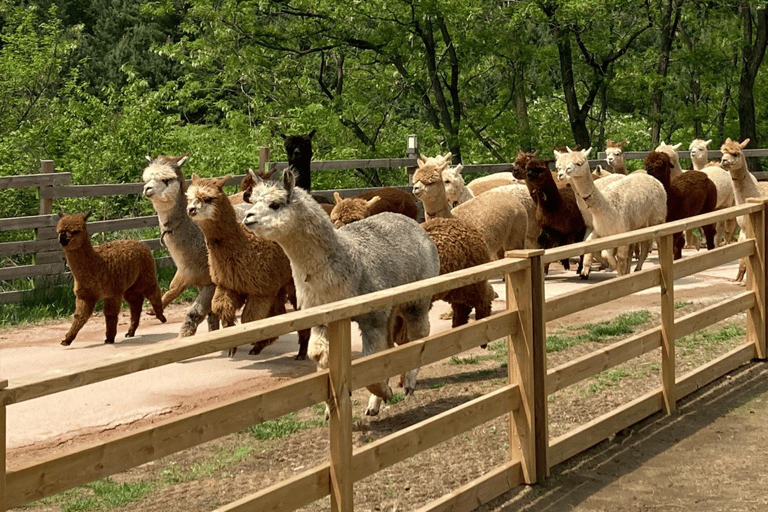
[1,198,765,511]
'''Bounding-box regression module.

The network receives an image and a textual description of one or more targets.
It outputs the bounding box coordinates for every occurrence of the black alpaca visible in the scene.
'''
[282,129,316,192]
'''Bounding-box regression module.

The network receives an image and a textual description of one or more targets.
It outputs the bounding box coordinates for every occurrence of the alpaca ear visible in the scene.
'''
[553,150,563,158]
[532,149,540,157]
[58,210,66,218]
[308,129,317,139]
[672,143,682,150]
[333,192,343,204]
[84,211,92,221]
[606,139,614,147]
[146,156,153,164]
[283,167,296,192]
[191,173,200,183]
[584,147,593,158]
[741,138,750,149]
[178,155,189,167]
[619,139,627,148]
[704,139,712,147]
[216,175,232,188]
[455,163,464,174]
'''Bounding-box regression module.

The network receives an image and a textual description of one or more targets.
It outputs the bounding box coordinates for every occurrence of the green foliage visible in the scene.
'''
[547,311,652,352]
[244,412,324,440]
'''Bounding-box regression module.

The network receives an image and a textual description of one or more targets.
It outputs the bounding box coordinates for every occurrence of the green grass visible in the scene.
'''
[244,412,325,440]
[677,323,746,356]
[546,310,652,353]
[29,478,154,512]
[160,445,253,484]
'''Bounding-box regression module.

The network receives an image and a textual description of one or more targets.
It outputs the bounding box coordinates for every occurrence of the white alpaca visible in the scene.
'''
[242,170,440,417]
[560,148,667,277]
[604,139,629,174]
[688,139,737,247]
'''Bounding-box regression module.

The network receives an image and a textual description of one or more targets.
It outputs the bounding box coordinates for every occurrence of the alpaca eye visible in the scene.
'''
[269,202,281,210]
[71,230,79,235]
[162,179,171,186]
[203,197,213,204]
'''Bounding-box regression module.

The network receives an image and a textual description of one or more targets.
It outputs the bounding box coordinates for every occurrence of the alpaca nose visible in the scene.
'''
[143,186,154,197]
[58,233,68,246]
[243,213,258,227]
[187,205,197,216]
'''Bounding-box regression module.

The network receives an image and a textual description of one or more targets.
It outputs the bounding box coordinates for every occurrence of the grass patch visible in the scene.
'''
[547,310,652,352]
[244,412,325,440]
[587,367,632,393]
[450,355,482,365]
[677,322,746,356]
[160,445,253,484]
[31,478,154,512]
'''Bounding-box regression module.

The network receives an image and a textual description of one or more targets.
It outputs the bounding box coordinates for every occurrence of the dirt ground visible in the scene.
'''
[5,253,768,512]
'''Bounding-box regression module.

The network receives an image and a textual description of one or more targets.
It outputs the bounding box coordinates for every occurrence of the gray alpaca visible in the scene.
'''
[142,154,219,337]
[242,169,440,417]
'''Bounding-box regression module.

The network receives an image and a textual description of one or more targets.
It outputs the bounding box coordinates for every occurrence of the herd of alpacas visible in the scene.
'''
[54,133,760,416]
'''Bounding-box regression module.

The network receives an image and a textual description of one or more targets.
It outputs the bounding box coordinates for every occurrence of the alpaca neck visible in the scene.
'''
[154,193,189,235]
[63,237,99,275]
[456,186,474,205]
[538,177,563,211]
[730,157,761,203]
[691,155,708,171]
[197,198,248,249]
[569,172,603,209]
[421,187,455,220]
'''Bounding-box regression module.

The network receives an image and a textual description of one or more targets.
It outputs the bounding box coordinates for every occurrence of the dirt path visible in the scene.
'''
[4,250,767,511]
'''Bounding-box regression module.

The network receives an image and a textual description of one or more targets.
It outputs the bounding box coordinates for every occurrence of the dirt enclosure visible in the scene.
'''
[3,251,768,512]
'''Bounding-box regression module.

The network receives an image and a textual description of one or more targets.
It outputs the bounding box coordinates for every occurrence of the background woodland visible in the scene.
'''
[1,0,767,221]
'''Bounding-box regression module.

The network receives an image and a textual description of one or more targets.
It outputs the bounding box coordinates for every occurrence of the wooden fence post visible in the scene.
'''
[35,160,64,290]
[505,249,547,483]
[328,319,353,511]
[259,147,270,177]
[745,198,767,359]
[658,234,676,414]
[1,378,7,512]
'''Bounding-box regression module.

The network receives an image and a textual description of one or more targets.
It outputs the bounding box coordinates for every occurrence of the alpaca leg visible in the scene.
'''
[451,303,472,328]
[102,296,122,344]
[243,297,280,356]
[702,223,717,251]
[724,218,738,245]
[144,283,166,324]
[615,245,630,276]
[285,281,309,360]
[61,296,97,346]
[361,314,394,416]
[735,257,747,282]
[212,287,245,356]
[634,240,652,272]
[581,232,601,279]
[155,271,188,313]
[123,289,144,338]
[398,299,432,395]
[179,284,215,338]
[672,233,685,260]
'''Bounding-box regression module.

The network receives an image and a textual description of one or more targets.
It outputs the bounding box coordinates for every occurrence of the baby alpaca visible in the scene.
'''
[57,212,166,345]
[330,187,419,227]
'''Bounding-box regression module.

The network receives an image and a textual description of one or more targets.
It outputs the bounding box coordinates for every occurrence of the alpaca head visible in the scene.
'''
[282,129,316,168]
[441,164,465,204]
[720,137,750,171]
[330,192,380,227]
[654,141,682,170]
[186,174,231,222]
[56,211,92,250]
[560,148,593,181]
[524,158,554,189]
[142,154,189,208]
[643,151,671,183]
[243,168,306,240]
[412,154,451,204]
[512,149,540,180]
[604,139,627,168]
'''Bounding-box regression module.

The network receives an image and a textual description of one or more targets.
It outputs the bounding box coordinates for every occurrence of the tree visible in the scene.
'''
[737,1,768,159]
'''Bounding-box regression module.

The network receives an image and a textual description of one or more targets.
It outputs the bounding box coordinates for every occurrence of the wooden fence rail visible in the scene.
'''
[1,198,766,511]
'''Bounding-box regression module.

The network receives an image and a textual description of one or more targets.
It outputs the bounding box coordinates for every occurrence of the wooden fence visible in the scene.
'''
[1,197,765,511]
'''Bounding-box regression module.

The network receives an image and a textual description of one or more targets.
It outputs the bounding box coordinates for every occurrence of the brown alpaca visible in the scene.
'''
[330,187,419,227]
[186,174,309,358]
[56,212,166,346]
[644,151,718,259]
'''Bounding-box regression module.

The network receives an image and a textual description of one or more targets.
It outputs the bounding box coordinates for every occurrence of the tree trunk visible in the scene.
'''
[651,0,682,145]
[738,3,768,172]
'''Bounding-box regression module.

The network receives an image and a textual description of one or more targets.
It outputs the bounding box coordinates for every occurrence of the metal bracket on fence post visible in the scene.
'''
[328,319,353,511]
[657,234,676,414]
[505,249,547,483]
[406,135,419,187]
[1,378,8,512]
[746,198,767,359]
[259,147,270,178]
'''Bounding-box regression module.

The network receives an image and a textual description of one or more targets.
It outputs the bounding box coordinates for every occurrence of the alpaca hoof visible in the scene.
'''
[248,344,263,356]
[156,313,167,323]
[227,347,237,357]
[294,353,307,361]
[481,343,488,349]
[104,339,115,344]
[580,273,589,281]
[61,339,73,346]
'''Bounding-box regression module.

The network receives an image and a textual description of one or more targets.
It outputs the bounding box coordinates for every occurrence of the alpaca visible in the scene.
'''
[465,172,520,198]
[421,217,495,334]
[555,148,625,276]
[604,139,629,174]
[56,212,167,345]
[411,153,527,260]
[719,137,768,281]
[644,151,718,260]
[688,139,737,247]
[282,129,316,192]
[329,187,419,227]
[187,174,309,359]
[523,157,586,273]
[442,162,540,250]
[559,149,667,277]
[242,169,440,417]
[142,154,220,337]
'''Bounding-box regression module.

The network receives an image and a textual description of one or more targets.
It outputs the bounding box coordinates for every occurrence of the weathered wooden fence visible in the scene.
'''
[1,198,765,511]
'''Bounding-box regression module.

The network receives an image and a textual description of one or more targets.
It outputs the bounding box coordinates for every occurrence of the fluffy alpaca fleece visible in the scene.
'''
[442,162,540,250]
[143,154,220,337]
[282,129,316,192]
[654,141,685,178]
[412,153,527,260]
[421,217,495,333]
[56,212,166,345]
[186,174,309,358]
[330,187,418,227]
[559,149,667,277]
[242,170,440,417]
[720,137,768,281]
[644,151,718,259]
